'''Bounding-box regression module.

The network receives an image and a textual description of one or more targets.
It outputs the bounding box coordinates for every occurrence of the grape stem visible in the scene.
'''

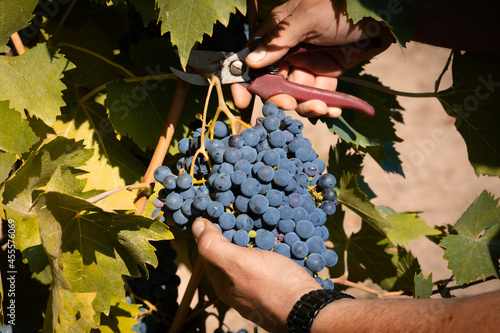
[86,183,151,204]
[331,275,404,298]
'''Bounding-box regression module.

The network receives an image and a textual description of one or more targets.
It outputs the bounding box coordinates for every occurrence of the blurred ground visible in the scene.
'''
[179,42,500,332]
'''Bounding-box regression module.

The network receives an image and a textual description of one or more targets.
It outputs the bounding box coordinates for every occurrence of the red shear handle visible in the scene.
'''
[247,74,375,116]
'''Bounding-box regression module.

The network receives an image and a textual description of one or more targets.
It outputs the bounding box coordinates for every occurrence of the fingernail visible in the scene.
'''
[246,47,266,64]
[192,219,206,239]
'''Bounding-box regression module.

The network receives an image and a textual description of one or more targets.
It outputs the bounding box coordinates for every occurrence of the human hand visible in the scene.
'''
[192,218,320,333]
[232,0,393,118]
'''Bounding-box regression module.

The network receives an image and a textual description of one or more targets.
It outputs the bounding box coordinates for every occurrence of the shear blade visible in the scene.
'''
[170,67,209,86]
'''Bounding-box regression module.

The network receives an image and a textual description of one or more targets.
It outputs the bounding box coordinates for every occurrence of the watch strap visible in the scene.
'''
[287,289,355,333]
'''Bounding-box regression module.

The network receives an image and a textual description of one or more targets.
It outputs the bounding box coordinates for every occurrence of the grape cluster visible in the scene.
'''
[125,241,184,332]
[153,103,339,289]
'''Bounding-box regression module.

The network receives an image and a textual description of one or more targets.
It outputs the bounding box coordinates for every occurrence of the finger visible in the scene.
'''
[313,75,338,92]
[266,94,297,111]
[231,83,253,109]
[286,51,345,77]
[295,99,329,118]
[287,67,316,87]
[192,219,235,268]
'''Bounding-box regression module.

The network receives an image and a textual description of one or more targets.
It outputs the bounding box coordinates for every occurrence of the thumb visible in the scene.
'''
[192,218,233,267]
[246,12,309,68]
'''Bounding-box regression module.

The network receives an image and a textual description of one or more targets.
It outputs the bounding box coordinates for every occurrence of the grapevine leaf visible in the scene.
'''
[440,190,500,285]
[128,37,181,76]
[156,0,247,69]
[105,80,212,152]
[437,51,500,176]
[35,191,173,327]
[387,247,421,292]
[338,172,439,245]
[0,0,38,53]
[99,298,142,333]
[344,0,430,50]
[0,269,3,327]
[363,141,404,176]
[0,100,38,155]
[315,115,376,147]
[414,272,433,299]
[55,93,146,211]
[384,212,440,247]
[129,0,160,27]
[329,211,397,286]
[105,78,178,151]
[2,137,93,258]
[54,21,121,90]
[0,152,16,183]
[0,43,75,125]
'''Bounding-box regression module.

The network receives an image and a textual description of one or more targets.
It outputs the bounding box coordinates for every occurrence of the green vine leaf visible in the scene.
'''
[440,190,500,285]
[0,0,38,53]
[35,191,173,330]
[337,172,439,246]
[344,0,430,51]
[437,51,500,177]
[99,298,142,333]
[414,272,433,299]
[156,0,247,69]
[0,100,38,155]
[0,152,16,183]
[0,43,75,126]
[1,137,93,260]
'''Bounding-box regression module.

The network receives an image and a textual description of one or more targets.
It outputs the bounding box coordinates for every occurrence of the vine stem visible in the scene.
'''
[134,79,190,214]
[54,41,136,78]
[338,76,438,98]
[331,276,404,298]
[86,183,151,203]
[169,258,205,333]
[10,32,25,55]
[78,73,177,105]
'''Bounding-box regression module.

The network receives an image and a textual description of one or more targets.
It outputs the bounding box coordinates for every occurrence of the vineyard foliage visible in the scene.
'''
[0,0,499,332]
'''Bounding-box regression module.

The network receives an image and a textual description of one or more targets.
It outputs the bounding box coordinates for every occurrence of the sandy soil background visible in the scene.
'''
[178,41,500,332]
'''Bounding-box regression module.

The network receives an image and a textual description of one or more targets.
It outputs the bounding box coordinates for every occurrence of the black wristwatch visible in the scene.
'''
[287,289,355,333]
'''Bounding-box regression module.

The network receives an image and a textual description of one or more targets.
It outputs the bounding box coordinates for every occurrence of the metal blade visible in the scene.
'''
[187,50,231,73]
[170,67,209,86]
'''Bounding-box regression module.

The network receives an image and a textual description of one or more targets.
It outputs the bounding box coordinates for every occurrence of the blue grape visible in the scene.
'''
[234,195,250,213]
[256,165,275,183]
[219,212,236,230]
[179,187,195,200]
[266,189,283,207]
[181,199,195,216]
[263,115,280,132]
[312,158,326,173]
[287,119,303,134]
[241,128,260,147]
[256,139,271,153]
[292,207,308,222]
[215,190,235,207]
[255,229,276,250]
[262,102,279,116]
[153,197,165,208]
[315,276,325,288]
[321,249,338,267]
[320,201,336,215]
[239,146,257,163]
[274,243,291,258]
[288,193,304,208]
[235,159,252,174]
[322,188,338,203]
[259,182,272,194]
[262,149,280,166]
[279,205,294,220]
[304,162,319,176]
[240,178,261,197]
[253,124,268,141]
[236,214,254,231]
[291,241,309,259]
[262,207,280,227]
[228,135,244,148]
[214,121,229,138]
[248,195,269,214]
[278,219,295,234]
[268,131,286,148]
[193,193,211,211]
[231,170,247,186]
[295,220,315,239]
[295,172,309,187]
[305,236,326,253]
[172,209,189,225]
[178,138,191,155]
[154,166,172,183]
[163,174,177,190]
[296,147,313,162]
[273,169,291,188]
[288,137,305,153]
[207,201,224,219]
[233,230,250,246]
[218,162,234,175]
[223,229,236,242]
[305,253,326,272]
[284,232,300,246]
[318,173,336,189]
[323,278,334,290]
[213,174,232,191]
[165,192,183,210]
[224,147,241,164]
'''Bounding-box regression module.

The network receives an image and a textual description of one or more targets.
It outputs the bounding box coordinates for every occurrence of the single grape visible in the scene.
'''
[284,232,300,246]
[266,189,283,207]
[291,241,309,259]
[287,119,303,134]
[163,174,177,190]
[263,115,280,132]
[262,102,279,116]
[318,173,336,189]
[219,212,236,230]
[239,146,257,163]
[274,243,291,258]
[154,166,172,183]
[193,193,211,211]
[224,147,242,164]
[262,207,280,227]
[256,165,275,183]
[278,219,295,234]
[248,194,269,214]
[233,230,250,246]
[235,159,252,175]
[241,128,260,147]
[207,201,224,219]
[240,178,261,197]
[295,220,315,239]
[213,174,232,191]
[321,249,338,267]
[234,195,250,213]
[165,192,183,210]
[215,190,235,207]
[228,134,244,148]
[236,214,254,231]
[268,130,286,148]
[305,236,326,253]
[214,121,229,138]
[255,229,276,250]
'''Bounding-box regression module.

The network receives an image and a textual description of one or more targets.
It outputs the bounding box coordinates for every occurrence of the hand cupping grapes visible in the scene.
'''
[152,102,339,288]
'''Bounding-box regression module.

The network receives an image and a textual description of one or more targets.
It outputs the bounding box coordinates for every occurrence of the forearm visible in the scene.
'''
[312,290,500,332]
[413,0,500,55]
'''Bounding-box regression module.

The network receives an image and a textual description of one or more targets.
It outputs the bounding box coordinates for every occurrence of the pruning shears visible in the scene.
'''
[171,41,377,116]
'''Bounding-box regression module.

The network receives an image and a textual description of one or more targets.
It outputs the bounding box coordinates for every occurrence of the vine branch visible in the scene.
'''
[54,41,136,78]
[338,76,438,98]
[86,183,151,203]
